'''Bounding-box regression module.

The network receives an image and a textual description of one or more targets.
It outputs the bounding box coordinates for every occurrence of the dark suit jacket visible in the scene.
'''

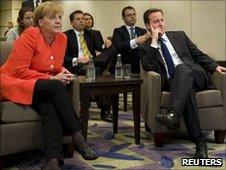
[90,29,104,45]
[112,25,146,73]
[63,29,102,74]
[22,0,49,9]
[139,31,218,88]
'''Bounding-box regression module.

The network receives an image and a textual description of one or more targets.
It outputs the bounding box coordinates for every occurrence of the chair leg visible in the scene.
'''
[154,133,165,147]
[214,130,226,144]
[0,156,4,170]
[63,142,74,158]
[145,123,151,132]
[123,93,127,112]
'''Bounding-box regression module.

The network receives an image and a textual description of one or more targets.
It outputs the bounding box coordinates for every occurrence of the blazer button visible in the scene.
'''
[50,65,54,69]
[50,56,54,60]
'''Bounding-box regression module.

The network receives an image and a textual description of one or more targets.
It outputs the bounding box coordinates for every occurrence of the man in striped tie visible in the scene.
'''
[64,10,113,122]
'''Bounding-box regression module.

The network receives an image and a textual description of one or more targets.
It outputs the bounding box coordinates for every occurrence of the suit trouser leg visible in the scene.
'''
[32,80,82,160]
[33,101,63,161]
[165,64,207,142]
[182,88,203,142]
[95,66,111,113]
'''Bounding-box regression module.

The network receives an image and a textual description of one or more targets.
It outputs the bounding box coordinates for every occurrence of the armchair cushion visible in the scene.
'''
[161,90,222,109]
[1,102,41,123]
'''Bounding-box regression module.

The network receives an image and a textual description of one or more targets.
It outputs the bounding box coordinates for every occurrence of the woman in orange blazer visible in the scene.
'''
[0,2,98,169]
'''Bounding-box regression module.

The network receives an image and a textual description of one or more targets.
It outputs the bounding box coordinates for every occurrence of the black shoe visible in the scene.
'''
[194,142,208,158]
[101,111,113,122]
[78,146,99,160]
[155,111,180,130]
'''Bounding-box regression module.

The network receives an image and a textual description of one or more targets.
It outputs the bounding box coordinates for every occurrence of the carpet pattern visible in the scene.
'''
[5,94,226,169]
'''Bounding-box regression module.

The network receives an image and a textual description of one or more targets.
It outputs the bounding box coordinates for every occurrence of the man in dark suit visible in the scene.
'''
[22,0,49,9]
[64,10,102,75]
[139,8,226,158]
[112,6,149,74]
[64,10,113,122]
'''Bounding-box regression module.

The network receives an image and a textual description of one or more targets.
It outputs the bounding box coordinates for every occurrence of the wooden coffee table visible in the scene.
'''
[79,75,143,144]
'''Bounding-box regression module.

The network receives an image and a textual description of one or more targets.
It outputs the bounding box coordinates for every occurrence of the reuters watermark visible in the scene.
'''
[181,158,223,167]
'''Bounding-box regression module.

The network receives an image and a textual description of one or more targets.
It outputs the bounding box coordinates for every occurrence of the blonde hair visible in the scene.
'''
[34,2,63,26]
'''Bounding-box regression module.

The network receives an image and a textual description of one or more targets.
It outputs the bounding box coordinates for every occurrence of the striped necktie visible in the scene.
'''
[79,33,90,59]
[130,27,136,39]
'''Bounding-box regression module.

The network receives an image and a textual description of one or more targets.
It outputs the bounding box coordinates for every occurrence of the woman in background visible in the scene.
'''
[6,7,34,41]
[1,2,98,169]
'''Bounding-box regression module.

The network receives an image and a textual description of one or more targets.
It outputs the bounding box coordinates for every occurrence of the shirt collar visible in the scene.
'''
[73,29,84,36]
[161,33,168,42]
[125,25,135,31]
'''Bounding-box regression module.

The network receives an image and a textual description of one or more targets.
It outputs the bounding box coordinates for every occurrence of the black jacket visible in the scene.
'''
[112,25,146,73]
[139,31,218,88]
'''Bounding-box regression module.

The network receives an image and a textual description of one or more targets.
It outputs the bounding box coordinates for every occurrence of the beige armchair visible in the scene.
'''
[141,65,226,147]
[0,41,80,167]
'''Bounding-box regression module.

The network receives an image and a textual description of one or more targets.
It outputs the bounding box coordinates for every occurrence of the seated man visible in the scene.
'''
[64,10,113,122]
[112,6,149,74]
[139,8,226,158]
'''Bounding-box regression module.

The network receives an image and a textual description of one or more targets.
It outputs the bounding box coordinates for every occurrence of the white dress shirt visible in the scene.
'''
[151,33,183,78]
[33,0,42,8]
[125,25,138,49]
[72,29,85,66]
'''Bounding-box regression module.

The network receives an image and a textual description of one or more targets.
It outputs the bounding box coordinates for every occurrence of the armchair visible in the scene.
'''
[141,65,226,147]
[0,41,80,167]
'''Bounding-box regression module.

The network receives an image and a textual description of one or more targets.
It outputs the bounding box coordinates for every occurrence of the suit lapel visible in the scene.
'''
[84,31,92,53]
[70,30,78,57]
[166,32,183,58]
[148,39,165,66]
[122,26,130,41]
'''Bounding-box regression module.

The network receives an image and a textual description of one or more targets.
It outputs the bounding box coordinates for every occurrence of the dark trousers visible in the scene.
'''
[32,80,81,161]
[163,64,209,142]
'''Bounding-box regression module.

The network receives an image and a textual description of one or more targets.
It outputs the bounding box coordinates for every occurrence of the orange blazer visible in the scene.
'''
[0,27,67,105]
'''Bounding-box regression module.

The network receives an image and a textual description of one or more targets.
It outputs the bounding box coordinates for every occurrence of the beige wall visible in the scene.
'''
[57,0,225,61]
[1,0,225,61]
[0,0,21,36]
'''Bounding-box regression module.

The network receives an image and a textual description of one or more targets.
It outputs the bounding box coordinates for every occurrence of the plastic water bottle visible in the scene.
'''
[86,57,95,81]
[115,54,123,79]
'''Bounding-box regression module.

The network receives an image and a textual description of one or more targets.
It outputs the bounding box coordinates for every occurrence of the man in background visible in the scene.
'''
[64,10,113,122]
[4,22,13,36]
[112,6,149,74]
[22,0,50,9]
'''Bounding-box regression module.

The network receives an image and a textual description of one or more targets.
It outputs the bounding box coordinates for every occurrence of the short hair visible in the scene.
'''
[143,8,164,24]
[84,12,94,27]
[121,6,135,17]
[34,2,63,26]
[69,10,83,22]
[17,7,34,35]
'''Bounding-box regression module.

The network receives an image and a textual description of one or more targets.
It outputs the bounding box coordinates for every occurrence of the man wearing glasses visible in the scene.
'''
[112,6,150,74]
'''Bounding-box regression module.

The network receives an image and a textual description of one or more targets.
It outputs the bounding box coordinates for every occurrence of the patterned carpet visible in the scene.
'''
[4,94,226,170]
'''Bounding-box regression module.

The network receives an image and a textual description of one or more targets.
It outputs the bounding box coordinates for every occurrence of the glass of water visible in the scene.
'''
[123,64,131,79]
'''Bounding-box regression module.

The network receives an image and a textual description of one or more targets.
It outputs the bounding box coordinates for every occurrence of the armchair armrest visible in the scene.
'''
[212,72,226,121]
[67,77,80,116]
[141,70,161,129]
